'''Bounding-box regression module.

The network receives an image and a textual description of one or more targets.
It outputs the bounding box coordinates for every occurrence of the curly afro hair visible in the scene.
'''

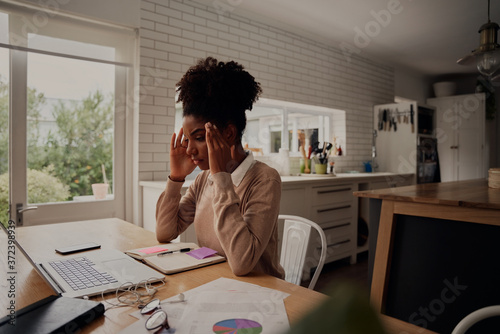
[176,57,262,140]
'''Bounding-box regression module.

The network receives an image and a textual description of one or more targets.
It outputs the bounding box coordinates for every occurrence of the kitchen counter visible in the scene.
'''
[140,172,414,189]
[354,179,500,333]
[140,171,415,278]
[354,178,500,210]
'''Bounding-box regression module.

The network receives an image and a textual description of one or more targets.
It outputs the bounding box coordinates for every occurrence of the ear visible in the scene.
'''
[223,124,238,144]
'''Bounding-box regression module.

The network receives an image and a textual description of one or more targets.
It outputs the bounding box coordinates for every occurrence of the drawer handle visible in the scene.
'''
[324,223,350,231]
[317,205,351,213]
[326,239,351,248]
[317,188,352,194]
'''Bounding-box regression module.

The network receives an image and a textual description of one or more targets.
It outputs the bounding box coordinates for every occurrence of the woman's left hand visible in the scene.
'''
[205,122,237,174]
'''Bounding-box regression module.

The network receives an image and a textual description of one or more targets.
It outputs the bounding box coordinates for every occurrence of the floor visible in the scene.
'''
[302,251,370,296]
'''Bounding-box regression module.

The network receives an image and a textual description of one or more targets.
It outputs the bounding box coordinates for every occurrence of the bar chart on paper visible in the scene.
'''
[213,319,263,334]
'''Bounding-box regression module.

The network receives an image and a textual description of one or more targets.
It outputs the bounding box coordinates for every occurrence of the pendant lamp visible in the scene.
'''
[457,0,500,79]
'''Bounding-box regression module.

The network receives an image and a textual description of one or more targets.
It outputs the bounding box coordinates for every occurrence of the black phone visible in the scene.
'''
[55,242,101,255]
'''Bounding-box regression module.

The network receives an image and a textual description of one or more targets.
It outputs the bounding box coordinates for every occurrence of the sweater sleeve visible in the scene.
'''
[155,177,197,243]
[210,170,282,276]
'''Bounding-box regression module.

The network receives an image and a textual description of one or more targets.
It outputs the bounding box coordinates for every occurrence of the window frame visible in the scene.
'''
[2,4,137,226]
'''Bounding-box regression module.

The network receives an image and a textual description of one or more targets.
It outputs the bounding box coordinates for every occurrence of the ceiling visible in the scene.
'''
[194,0,498,77]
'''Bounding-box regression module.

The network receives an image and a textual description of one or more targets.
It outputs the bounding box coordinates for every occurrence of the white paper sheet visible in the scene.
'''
[175,290,289,334]
[118,277,290,334]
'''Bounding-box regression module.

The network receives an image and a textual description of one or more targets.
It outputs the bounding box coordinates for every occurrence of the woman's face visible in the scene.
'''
[182,115,210,170]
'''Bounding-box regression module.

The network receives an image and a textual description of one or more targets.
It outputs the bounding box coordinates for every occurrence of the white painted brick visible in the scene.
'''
[169,35,194,48]
[140,47,168,60]
[139,143,167,153]
[195,24,218,37]
[154,115,170,125]
[207,36,229,48]
[169,17,194,31]
[182,30,207,43]
[182,12,206,26]
[229,26,249,38]
[140,104,168,115]
[207,20,229,33]
[194,41,218,53]
[141,19,155,30]
[169,1,195,14]
[139,133,153,143]
[141,1,155,11]
[217,31,239,43]
[156,6,182,20]
[140,114,154,124]
[155,59,182,72]
[139,162,167,172]
[154,134,169,144]
[140,28,168,42]
[154,96,173,107]
[156,22,181,36]
[153,171,168,181]
[194,7,218,22]
[139,152,153,162]
[153,152,169,161]
[228,42,249,54]
[216,47,239,59]
[155,41,182,54]
[140,37,154,49]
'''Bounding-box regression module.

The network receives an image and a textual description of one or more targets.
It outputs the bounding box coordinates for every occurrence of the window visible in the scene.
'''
[0,3,136,226]
[242,98,346,157]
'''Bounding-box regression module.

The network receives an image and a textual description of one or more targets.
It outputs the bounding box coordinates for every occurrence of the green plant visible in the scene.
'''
[0,167,70,227]
[27,90,114,199]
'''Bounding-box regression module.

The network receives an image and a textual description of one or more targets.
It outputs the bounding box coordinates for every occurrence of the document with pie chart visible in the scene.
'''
[175,290,289,334]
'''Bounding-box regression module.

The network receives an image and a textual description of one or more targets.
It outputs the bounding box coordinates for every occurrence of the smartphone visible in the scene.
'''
[55,242,101,255]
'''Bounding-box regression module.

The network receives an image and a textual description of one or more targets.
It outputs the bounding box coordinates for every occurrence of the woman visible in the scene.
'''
[156,57,285,279]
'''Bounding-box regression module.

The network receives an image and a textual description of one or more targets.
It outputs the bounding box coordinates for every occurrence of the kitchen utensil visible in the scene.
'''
[383,109,387,131]
[410,104,414,133]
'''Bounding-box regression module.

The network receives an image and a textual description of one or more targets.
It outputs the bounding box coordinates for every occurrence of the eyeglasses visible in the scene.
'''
[140,294,185,332]
[141,298,170,331]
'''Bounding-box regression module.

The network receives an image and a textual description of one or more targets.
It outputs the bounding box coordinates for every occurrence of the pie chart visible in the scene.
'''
[213,318,263,334]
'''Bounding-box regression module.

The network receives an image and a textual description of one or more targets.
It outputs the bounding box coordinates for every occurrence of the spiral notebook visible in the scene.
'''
[125,242,226,274]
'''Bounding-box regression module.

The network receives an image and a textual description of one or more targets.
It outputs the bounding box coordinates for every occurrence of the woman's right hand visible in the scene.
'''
[169,128,196,181]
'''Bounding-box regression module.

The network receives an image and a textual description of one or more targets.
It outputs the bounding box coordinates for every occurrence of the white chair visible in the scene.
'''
[279,214,327,290]
[452,305,500,334]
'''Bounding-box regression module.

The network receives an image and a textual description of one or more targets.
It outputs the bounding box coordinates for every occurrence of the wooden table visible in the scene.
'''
[354,179,500,334]
[0,218,327,333]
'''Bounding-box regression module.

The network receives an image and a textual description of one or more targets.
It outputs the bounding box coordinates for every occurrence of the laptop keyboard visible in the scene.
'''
[49,257,118,291]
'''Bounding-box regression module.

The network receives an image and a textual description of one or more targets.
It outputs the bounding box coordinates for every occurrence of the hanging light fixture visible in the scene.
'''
[457,0,500,79]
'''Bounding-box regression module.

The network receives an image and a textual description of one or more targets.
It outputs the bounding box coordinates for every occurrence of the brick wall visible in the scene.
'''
[139,0,394,181]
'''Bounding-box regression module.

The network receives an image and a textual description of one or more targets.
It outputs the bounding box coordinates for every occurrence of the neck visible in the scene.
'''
[230,143,247,171]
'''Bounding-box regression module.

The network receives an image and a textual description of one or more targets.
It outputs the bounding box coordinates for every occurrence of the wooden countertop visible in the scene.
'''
[140,172,415,189]
[354,178,500,210]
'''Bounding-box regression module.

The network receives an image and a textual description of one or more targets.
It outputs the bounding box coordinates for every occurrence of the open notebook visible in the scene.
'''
[125,242,225,274]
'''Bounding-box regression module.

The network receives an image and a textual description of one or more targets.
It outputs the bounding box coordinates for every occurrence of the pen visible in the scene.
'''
[157,248,192,256]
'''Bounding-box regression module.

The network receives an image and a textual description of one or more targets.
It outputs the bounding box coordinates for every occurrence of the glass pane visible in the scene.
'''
[26,50,115,204]
[243,105,282,155]
[0,45,9,226]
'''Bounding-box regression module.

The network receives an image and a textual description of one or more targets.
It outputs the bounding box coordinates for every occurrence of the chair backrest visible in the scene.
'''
[279,214,327,290]
[452,305,500,334]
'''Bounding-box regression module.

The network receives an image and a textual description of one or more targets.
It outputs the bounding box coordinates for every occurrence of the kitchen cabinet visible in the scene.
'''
[140,172,414,280]
[427,93,487,182]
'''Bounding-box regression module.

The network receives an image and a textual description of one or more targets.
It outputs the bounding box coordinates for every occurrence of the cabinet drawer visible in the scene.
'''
[326,238,354,262]
[310,201,353,224]
[311,184,354,206]
[322,220,352,241]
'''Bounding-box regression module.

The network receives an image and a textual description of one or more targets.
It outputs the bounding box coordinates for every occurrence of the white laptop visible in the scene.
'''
[13,234,164,298]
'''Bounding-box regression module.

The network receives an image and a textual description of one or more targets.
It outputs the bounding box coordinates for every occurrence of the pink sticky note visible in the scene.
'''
[187,247,217,259]
[139,246,168,254]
